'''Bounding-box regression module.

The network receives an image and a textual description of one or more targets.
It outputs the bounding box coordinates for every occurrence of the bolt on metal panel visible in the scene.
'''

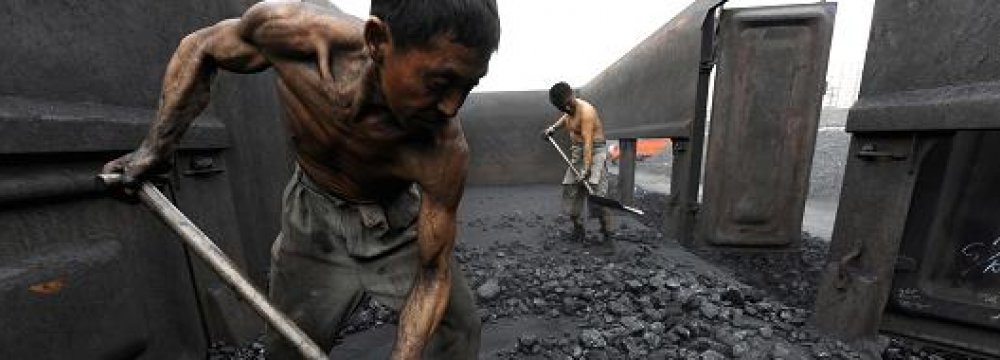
[580,0,726,140]
[698,3,836,247]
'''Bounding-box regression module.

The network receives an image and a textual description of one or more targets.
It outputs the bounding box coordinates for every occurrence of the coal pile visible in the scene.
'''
[206,182,983,359]
[692,235,830,309]
[881,338,982,360]
[207,339,265,360]
[458,232,863,359]
[625,183,826,309]
[310,215,866,359]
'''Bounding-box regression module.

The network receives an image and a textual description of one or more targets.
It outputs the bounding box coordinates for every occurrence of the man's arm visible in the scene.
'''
[392,131,469,360]
[580,110,597,177]
[102,17,271,180]
[542,114,568,138]
[104,2,361,181]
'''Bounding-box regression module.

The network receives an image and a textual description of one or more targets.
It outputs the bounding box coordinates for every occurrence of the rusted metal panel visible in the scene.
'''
[0,160,209,359]
[208,72,291,288]
[846,0,1000,133]
[812,134,921,349]
[0,0,239,108]
[0,0,289,356]
[0,96,230,155]
[0,97,262,359]
[882,131,1000,356]
[816,0,1000,354]
[0,0,289,293]
[0,239,149,360]
[580,0,726,140]
[699,3,836,247]
[172,151,264,344]
[815,132,1000,357]
[617,139,637,205]
[665,3,720,245]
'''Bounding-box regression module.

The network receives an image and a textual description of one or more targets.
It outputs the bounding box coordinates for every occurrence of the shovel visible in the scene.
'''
[545,136,644,216]
[98,173,328,360]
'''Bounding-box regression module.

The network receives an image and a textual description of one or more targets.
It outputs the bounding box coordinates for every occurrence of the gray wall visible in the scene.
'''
[580,0,725,139]
[0,0,252,107]
[461,91,567,185]
[846,0,1000,132]
[1,0,290,287]
[0,0,278,357]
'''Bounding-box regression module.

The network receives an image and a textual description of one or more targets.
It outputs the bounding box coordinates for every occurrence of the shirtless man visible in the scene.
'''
[542,82,614,250]
[102,1,500,358]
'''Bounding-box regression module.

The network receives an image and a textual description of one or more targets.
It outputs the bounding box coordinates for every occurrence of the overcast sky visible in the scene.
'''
[329,0,874,105]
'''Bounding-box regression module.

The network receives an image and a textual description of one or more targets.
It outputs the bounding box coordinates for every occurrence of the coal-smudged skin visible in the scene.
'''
[102,2,473,359]
[548,98,606,172]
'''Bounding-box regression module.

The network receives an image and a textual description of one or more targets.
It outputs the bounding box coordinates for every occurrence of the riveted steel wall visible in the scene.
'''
[699,3,836,247]
[814,0,1000,356]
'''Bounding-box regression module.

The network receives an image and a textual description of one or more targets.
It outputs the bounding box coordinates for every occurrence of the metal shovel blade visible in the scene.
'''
[587,194,645,216]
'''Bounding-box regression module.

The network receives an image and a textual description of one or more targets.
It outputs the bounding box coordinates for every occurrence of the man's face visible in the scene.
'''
[552,94,574,114]
[378,34,491,128]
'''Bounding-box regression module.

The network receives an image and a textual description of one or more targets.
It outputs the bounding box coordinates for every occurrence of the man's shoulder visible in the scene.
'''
[576,99,599,116]
[243,1,364,43]
[572,98,592,109]
[247,1,355,19]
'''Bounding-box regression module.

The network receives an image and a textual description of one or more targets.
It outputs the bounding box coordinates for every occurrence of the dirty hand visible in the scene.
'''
[540,127,555,140]
[101,148,172,196]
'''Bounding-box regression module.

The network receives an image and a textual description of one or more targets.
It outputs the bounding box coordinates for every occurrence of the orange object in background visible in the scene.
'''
[609,138,671,162]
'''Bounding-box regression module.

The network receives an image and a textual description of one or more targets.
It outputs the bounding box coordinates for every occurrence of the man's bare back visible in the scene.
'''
[103,1,500,358]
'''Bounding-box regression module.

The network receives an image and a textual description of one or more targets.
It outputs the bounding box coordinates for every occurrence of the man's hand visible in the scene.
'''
[101,148,172,196]
[540,127,555,140]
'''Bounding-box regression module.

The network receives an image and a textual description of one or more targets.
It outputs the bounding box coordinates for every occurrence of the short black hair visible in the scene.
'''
[371,0,501,52]
[549,82,573,105]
